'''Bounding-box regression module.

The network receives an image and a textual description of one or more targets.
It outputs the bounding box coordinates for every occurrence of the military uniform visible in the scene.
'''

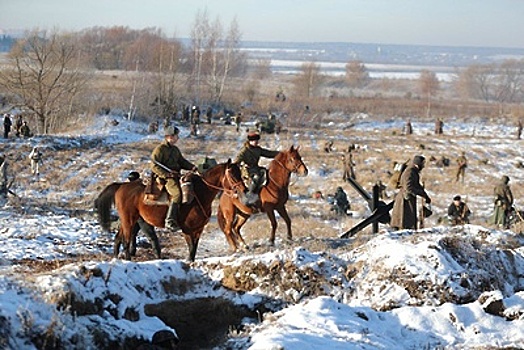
[391,156,431,230]
[332,187,350,215]
[491,175,513,228]
[235,131,279,204]
[151,140,195,203]
[151,126,196,230]
[455,152,467,183]
[447,195,471,225]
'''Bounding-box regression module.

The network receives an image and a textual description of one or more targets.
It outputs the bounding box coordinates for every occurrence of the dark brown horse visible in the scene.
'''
[97,160,245,261]
[217,146,308,251]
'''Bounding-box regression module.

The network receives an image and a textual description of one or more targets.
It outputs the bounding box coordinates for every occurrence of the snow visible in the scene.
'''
[0,114,523,349]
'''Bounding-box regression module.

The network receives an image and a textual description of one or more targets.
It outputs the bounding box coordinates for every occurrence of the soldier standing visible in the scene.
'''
[3,114,12,139]
[29,146,43,176]
[404,119,413,135]
[342,151,356,182]
[455,151,467,183]
[435,118,444,135]
[390,155,431,230]
[491,175,513,229]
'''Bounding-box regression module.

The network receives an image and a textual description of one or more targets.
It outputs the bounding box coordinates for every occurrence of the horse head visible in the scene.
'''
[203,159,246,199]
[223,159,247,198]
[282,145,308,177]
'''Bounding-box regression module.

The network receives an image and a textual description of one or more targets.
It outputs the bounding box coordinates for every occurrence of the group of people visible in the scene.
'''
[147,121,516,232]
[390,153,514,230]
[3,114,32,139]
[402,118,444,136]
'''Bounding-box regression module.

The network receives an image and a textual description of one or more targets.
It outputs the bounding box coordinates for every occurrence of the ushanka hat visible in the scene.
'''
[247,130,260,141]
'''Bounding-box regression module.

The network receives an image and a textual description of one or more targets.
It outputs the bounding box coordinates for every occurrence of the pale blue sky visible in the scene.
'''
[1,0,523,48]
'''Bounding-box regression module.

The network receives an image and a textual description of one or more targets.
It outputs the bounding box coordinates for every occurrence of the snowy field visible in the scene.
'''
[0,113,523,349]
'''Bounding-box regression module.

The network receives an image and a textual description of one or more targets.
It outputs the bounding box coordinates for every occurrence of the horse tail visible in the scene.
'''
[95,182,122,232]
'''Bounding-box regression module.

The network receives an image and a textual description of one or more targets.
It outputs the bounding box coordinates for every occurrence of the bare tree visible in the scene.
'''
[188,12,243,106]
[188,9,211,104]
[210,17,242,105]
[455,64,496,102]
[0,29,89,134]
[251,58,272,80]
[493,59,524,106]
[345,60,369,88]
[418,69,440,117]
[293,62,323,98]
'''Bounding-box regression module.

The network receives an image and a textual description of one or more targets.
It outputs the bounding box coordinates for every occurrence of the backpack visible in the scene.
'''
[388,160,409,189]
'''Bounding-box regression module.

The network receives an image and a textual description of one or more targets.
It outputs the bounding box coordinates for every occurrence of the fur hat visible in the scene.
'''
[453,195,461,201]
[164,126,179,136]
[247,130,260,141]
[413,155,425,167]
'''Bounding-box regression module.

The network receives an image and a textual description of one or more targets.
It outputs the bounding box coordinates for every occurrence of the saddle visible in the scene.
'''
[144,173,170,206]
[143,172,195,206]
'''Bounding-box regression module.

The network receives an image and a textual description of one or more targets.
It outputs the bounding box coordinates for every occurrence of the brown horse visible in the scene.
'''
[217,146,308,251]
[95,182,161,258]
[97,160,245,261]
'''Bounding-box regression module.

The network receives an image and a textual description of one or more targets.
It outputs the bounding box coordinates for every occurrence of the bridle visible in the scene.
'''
[200,165,245,198]
[266,153,306,199]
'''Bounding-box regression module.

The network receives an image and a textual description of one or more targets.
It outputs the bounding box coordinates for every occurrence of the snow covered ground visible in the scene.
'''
[0,114,523,349]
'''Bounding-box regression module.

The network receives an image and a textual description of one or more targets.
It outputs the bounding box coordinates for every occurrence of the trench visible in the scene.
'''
[144,297,259,349]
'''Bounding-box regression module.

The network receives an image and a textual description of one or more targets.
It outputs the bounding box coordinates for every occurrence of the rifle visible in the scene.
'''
[152,160,178,174]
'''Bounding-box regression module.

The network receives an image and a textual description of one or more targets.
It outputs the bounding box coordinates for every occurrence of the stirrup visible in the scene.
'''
[165,220,180,232]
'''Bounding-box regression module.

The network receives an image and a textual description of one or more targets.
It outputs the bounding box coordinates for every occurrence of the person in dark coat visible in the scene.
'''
[390,155,431,230]
[235,130,279,205]
[3,114,12,139]
[491,175,513,228]
[331,186,350,215]
[448,195,471,225]
[404,119,413,135]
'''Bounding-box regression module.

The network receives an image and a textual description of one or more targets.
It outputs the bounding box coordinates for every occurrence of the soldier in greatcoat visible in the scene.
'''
[390,155,431,230]
[491,175,513,229]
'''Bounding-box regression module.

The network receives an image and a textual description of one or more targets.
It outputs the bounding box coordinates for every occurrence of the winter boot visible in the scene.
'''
[165,202,180,231]
[242,180,259,206]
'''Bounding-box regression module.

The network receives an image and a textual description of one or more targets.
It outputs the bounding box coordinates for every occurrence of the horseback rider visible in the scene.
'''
[235,130,279,205]
[151,126,197,231]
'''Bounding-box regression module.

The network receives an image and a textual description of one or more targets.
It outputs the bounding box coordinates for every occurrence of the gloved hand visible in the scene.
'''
[425,197,431,204]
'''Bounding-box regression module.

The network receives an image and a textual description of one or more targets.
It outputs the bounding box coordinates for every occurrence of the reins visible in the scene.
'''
[199,167,244,198]
[265,156,294,200]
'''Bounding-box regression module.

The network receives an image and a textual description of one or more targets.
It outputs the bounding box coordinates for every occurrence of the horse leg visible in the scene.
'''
[183,231,201,262]
[276,205,293,241]
[114,228,122,258]
[119,218,136,260]
[129,222,140,257]
[233,213,250,251]
[266,209,279,246]
[138,217,161,259]
[219,204,239,252]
